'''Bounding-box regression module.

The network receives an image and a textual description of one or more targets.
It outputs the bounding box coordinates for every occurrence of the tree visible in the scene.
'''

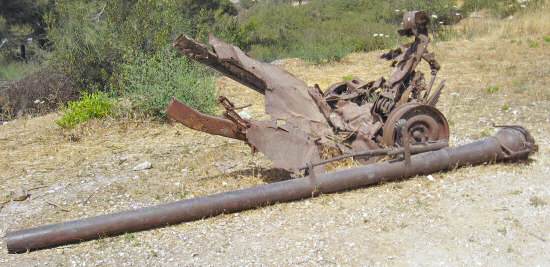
[0,0,51,40]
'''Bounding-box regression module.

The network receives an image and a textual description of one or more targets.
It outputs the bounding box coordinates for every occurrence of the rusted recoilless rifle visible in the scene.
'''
[166,11,450,173]
[4,12,538,253]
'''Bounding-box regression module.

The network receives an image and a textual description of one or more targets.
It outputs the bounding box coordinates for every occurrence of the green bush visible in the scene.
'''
[56,91,112,129]
[45,0,235,119]
[114,48,217,117]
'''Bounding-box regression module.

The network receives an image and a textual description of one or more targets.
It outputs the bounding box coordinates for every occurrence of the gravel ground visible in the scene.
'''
[1,14,550,266]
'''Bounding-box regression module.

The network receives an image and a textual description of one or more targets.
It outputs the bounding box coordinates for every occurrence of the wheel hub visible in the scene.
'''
[382,103,450,146]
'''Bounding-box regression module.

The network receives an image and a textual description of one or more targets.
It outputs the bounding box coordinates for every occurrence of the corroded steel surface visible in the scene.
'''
[174,35,331,137]
[5,127,537,253]
[382,103,450,146]
[166,98,246,140]
[166,11,453,173]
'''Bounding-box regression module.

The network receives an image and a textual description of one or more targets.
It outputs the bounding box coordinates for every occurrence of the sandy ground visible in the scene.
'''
[1,16,550,266]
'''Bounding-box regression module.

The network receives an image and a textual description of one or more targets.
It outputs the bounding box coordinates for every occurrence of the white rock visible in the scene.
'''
[427,175,435,181]
[133,161,152,171]
[238,109,252,120]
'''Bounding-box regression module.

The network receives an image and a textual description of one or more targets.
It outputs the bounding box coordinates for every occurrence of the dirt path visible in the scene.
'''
[1,27,549,266]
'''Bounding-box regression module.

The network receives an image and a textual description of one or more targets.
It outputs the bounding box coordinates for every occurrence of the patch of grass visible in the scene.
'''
[501,103,511,112]
[544,35,550,43]
[529,196,547,207]
[241,0,459,63]
[485,85,500,94]
[527,39,540,48]
[0,61,40,81]
[480,128,493,137]
[462,0,541,18]
[56,92,113,129]
[342,75,354,81]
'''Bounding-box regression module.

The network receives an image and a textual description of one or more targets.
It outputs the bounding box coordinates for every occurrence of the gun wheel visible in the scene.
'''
[382,103,449,146]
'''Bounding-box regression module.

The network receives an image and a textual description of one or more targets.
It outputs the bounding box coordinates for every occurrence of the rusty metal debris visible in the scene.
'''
[5,126,537,253]
[167,11,450,173]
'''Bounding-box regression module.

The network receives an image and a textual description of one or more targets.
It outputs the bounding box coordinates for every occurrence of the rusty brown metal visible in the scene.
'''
[171,35,343,172]
[5,126,536,253]
[168,17,451,173]
[166,98,246,140]
[299,139,448,171]
[246,120,324,173]
[173,35,332,137]
[382,103,450,146]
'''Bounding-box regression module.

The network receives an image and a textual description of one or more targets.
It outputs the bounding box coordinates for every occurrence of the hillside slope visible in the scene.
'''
[1,9,549,266]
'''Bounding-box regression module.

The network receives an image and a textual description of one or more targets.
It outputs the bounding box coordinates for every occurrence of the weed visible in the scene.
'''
[529,196,547,207]
[527,39,540,48]
[485,85,500,94]
[543,35,550,43]
[342,75,354,81]
[480,128,492,137]
[501,103,511,112]
[124,233,136,241]
[56,92,112,129]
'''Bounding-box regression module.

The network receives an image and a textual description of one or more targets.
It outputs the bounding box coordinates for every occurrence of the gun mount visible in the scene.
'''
[166,12,450,173]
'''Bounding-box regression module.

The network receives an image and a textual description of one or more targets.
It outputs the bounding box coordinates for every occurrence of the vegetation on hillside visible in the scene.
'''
[239,0,462,62]
[0,0,545,126]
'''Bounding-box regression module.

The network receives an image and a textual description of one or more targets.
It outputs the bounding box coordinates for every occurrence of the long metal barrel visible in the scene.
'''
[5,127,536,253]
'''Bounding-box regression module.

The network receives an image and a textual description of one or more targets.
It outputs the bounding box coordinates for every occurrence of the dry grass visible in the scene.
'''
[1,6,550,266]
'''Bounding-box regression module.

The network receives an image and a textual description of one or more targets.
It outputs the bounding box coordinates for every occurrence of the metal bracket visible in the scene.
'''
[396,119,412,166]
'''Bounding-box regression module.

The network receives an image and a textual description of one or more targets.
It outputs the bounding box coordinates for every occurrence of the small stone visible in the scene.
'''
[118,156,128,165]
[133,161,152,171]
[214,162,236,173]
[238,109,252,120]
[11,188,30,201]
[426,175,435,181]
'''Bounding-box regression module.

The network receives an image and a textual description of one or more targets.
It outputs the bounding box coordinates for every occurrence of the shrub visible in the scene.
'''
[46,0,239,91]
[56,91,112,129]
[45,0,234,119]
[113,48,217,117]
[485,85,500,94]
[0,70,78,120]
